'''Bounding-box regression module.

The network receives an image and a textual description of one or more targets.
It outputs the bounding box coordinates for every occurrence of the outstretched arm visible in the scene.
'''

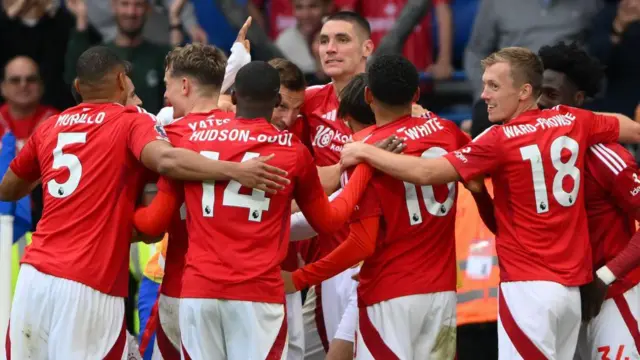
[341,142,460,186]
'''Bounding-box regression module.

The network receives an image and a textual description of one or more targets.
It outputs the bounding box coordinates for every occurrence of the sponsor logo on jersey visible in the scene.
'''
[312,125,350,148]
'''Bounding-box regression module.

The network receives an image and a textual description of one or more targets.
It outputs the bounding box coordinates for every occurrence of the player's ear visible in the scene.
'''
[181,77,189,96]
[274,93,282,108]
[519,83,532,101]
[231,90,237,105]
[362,39,374,58]
[116,72,126,92]
[412,87,420,104]
[364,86,373,105]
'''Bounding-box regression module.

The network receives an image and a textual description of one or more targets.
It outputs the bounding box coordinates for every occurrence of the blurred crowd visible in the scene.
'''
[2,0,640,358]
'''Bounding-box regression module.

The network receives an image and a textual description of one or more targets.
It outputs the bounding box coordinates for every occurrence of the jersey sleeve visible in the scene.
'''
[9,131,41,182]
[127,113,170,160]
[157,176,182,201]
[350,180,382,222]
[558,105,620,146]
[443,126,502,182]
[589,144,640,214]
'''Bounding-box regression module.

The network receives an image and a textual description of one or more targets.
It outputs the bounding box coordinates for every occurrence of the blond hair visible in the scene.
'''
[481,47,543,97]
[164,44,227,95]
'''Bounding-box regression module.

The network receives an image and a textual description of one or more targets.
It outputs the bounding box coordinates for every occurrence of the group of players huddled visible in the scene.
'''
[4,10,640,360]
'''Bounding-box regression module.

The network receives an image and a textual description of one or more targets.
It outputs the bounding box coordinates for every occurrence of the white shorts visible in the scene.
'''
[286,292,305,360]
[179,298,288,360]
[6,264,127,360]
[575,284,640,360]
[498,281,580,360]
[303,268,358,360]
[334,279,358,343]
[354,292,456,360]
[151,294,181,360]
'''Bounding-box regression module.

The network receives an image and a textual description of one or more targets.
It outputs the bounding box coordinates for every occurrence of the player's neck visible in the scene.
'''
[114,32,144,48]
[188,95,220,114]
[506,100,539,124]
[373,105,411,126]
[332,69,364,95]
[7,104,38,120]
[236,107,272,122]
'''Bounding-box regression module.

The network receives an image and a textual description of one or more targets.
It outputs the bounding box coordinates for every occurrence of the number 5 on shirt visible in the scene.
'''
[48,132,86,198]
[200,151,271,222]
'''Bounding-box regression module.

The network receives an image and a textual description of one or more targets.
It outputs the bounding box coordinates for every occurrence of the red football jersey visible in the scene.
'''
[297,84,352,166]
[584,142,640,298]
[293,84,354,263]
[9,103,164,296]
[156,109,235,298]
[350,115,469,306]
[177,117,327,304]
[444,105,620,286]
[0,104,59,151]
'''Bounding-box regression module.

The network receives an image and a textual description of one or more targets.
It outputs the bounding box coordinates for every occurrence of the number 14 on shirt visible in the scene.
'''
[200,151,271,222]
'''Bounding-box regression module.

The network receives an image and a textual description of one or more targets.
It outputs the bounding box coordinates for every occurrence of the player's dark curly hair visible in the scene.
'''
[338,73,375,125]
[367,54,418,106]
[538,42,605,97]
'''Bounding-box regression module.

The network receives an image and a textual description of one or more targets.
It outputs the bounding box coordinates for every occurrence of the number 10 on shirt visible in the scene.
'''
[199,151,271,222]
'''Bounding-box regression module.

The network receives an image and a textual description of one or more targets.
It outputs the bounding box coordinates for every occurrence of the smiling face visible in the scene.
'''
[481,62,522,123]
[318,20,372,81]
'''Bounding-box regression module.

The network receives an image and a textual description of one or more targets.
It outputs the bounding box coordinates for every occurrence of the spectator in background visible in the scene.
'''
[1,0,75,110]
[588,0,640,118]
[342,0,454,78]
[253,0,350,38]
[64,0,180,114]
[464,0,601,102]
[83,0,207,46]
[0,56,59,151]
[276,0,331,75]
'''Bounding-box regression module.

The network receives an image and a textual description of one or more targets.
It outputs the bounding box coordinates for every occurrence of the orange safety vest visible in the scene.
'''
[142,234,168,283]
[455,180,499,326]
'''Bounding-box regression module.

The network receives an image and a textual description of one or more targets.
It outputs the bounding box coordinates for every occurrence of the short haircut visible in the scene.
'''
[75,46,130,85]
[268,58,306,92]
[325,11,371,39]
[367,54,419,106]
[235,61,281,102]
[538,41,604,97]
[481,47,543,97]
[165,43,227,93]
[338,73,375,125]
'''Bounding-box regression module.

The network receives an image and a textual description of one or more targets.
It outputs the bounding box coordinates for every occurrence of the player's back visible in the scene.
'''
[159,109,235,298]
[584,142,640,298]
[18,103,159,296]
[180,117,312,304]
[483,105,618,285]
[356,115,469,306]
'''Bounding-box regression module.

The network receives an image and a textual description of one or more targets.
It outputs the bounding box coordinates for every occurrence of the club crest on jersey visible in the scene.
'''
[154,124,169,141]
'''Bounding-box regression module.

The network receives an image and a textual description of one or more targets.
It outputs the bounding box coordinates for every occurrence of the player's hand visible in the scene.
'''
[235,16,252,52]
[374,135,405,154]
[234,154,290,194]
[340,141,369,171]
[579,278,608,322]
[281,271,297,294]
